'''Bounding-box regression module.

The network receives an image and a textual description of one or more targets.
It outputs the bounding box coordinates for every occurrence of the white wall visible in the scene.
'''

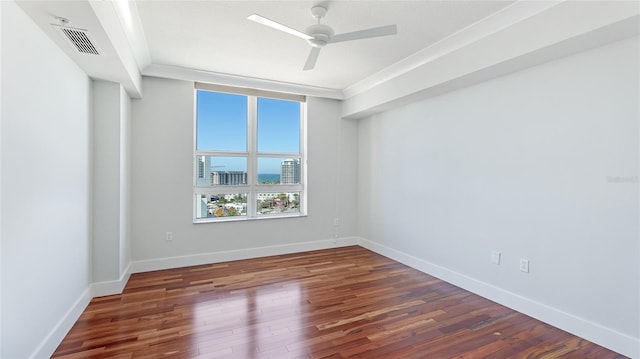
[92,80,132,285]
[131,76,357,266]
[0,1,4,355]
[1,2,92,358]
[0,2,4,355]
[92,81,121,282]
[120,86,132,276]
[357,36,639,356]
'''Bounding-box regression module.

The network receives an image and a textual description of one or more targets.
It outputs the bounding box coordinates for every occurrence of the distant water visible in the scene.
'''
[258,173,280,183]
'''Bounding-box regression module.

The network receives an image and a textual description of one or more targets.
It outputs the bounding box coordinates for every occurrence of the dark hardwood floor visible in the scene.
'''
[53,246,626,358]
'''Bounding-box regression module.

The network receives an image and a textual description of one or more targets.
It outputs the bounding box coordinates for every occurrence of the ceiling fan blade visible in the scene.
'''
[329,24,397,44]
[247,14,313,40]
[303,47,321,71]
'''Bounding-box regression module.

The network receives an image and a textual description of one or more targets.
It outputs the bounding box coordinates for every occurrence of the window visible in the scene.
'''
[194,83,306,222]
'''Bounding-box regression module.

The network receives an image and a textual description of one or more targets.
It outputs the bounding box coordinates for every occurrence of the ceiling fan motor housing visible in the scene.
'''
[305,23,334,47]
[310,5,327,20]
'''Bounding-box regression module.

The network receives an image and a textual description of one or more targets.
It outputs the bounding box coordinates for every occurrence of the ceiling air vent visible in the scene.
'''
[52,22,100,55]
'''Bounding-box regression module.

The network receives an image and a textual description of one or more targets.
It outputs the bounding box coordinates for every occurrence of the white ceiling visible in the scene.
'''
[15,1,639,115]
[135,1,513,90]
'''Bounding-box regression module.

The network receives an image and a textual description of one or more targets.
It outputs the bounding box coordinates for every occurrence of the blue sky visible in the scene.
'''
[196,91,300,173]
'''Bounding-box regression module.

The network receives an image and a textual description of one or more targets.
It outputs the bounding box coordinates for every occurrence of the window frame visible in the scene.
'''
[193,84,307,223]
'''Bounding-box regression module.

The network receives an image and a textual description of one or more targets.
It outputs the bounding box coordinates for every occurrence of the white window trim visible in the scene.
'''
[193,84,307,223]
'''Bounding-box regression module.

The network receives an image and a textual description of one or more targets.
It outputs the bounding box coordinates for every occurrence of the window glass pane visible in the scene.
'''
[257,157,300,184]
[196,193,247,219]
[257,98,300,153]
[196,156,247,186]
[256,192,300,215]
[196,91,247,151]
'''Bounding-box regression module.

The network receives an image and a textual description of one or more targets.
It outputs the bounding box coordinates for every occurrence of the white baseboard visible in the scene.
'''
[29,286,92,359]
[357,237,640,359]
[92,262,132,297]
[132,237,359,273]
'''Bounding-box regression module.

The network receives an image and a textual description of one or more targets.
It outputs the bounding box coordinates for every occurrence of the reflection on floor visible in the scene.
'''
[53,246,626,358]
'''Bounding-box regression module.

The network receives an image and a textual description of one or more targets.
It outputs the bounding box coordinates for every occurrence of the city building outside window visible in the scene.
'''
[193,83,306,222]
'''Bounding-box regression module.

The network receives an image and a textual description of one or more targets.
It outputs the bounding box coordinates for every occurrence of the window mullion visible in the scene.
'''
[247,96,258,218]
[194,150,248,157]
[300,102,308,214]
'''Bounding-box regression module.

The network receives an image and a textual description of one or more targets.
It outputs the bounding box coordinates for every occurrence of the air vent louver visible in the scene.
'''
[52,25,100,55]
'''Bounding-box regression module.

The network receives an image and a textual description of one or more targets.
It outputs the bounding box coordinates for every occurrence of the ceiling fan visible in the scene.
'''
[248,5,397,71]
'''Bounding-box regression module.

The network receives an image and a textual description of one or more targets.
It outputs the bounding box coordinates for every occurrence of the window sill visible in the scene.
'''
[193,213,308,224]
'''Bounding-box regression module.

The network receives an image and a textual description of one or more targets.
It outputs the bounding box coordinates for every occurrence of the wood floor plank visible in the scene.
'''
[52,246,627,358]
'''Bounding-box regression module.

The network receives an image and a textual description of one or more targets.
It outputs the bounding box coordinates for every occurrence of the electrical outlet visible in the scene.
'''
[333,218,340,226]
[519,258,529,273]
[166,232,173,241]
[491,251,501,265]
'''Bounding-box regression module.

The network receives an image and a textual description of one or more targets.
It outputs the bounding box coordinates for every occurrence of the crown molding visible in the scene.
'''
[342,1,640,119]
[142,63,345,100]
[342,1,562,99]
